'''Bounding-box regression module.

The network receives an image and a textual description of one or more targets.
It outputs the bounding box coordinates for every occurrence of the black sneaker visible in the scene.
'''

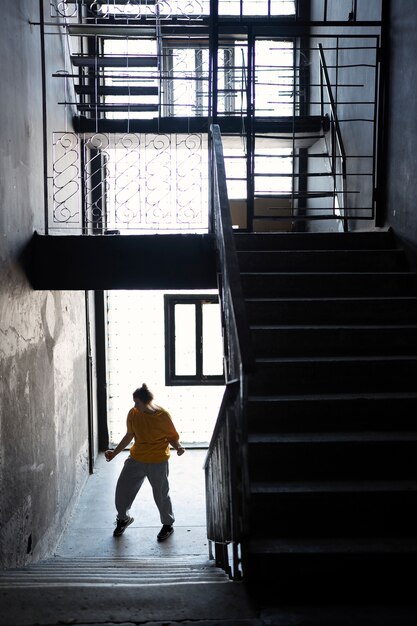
[113,516,134,536]
[157,524,174,542]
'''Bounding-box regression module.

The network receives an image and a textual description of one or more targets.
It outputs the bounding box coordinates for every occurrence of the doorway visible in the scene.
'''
[105,289,225,446]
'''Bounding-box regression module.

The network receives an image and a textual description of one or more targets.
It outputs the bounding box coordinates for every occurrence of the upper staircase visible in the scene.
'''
[235,229,417,605]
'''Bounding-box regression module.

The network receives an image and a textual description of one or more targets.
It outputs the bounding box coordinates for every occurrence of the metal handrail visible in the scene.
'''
[209,124,255,378]
[318,42,348,231]
[204,123,255,578]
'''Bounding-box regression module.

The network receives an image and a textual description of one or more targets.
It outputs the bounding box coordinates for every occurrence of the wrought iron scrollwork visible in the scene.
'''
[52,133,81,225]
[51,131,207,233]
[50,0,206,20]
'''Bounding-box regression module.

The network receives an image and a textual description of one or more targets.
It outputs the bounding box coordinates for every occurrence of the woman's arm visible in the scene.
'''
[105,432,134,462]
[168,437,185,456]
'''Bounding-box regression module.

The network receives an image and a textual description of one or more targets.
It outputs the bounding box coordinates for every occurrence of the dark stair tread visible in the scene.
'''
[245,297,417,324]
[71,54,158,67]
[254,354,417,363]
[250,323,417,328]
[234,231,395,251]
[241,271,417,297]
[238,249,408,272]
[241,271,416,275]
[68,25,157,37]
[250,480,417,494]
[237,246,404,251]
[75,86,159,96]
[76,104,159,112]
[245,296,417,302]
[248,537,417,554]
[248,432,417,444]
[248,391,417,402]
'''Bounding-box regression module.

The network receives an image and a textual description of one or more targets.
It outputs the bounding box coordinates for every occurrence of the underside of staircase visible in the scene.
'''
[235,229,417,606]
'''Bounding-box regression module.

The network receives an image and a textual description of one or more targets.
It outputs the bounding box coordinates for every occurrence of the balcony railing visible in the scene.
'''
[50,131,209,234]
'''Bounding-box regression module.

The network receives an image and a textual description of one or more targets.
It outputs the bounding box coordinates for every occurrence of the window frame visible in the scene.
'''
[164,294,225,386]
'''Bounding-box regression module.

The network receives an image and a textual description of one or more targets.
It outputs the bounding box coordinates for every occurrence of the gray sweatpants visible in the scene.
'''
[115,456,175,526]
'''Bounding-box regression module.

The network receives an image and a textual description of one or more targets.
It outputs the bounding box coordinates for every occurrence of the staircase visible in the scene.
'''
[235,229,417,604]
[0,555,227,588]
[0,556,256,626]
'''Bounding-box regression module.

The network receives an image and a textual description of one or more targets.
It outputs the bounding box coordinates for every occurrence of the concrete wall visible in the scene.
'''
[385,0,417,249]
[0,1,91,567]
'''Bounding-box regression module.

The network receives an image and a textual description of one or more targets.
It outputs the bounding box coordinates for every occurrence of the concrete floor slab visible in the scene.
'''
[0,583,259,626]
[57,449,209,559]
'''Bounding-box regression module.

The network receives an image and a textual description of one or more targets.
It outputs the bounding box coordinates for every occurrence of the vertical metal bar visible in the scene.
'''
[196,301,203,379]
[320,60,324,119]
[374,0,390,226]
[291,37,297,226]
[298,9,311,230]
[324,0,328,22]
[39,0,49,234]
[164,297,175,385]
[85,291,95,473]
[333,37,339,222]
[209,0,219,122]
[372,35,380,224]
[80,137,87,234]
[195,48,204,116]
[94,290,109,452]
[246,29,254,232]
[208,0,219,232]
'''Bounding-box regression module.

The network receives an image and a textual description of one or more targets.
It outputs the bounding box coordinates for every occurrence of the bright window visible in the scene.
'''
[164,295,224,385]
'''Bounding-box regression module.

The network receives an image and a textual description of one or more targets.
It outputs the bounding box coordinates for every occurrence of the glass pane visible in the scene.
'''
[175,304,196,375]
[202,303,223,376]
[254,40,294,117]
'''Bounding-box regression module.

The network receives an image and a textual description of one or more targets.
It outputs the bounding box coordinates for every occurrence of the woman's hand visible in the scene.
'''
[105,450,115,462]
[176,447,185,456]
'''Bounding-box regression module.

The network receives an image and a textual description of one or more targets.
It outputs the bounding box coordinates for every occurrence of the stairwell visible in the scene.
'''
[235,229,417,605]
[0,556,257,626]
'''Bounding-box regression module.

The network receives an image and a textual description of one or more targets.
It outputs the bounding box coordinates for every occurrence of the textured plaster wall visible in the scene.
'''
[0,1,90,568]
[385,0,417,248]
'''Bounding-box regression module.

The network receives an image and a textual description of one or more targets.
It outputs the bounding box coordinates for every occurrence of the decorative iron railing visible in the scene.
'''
[204,124,255,578]
[50,0,296,20]
[50,131,208,233]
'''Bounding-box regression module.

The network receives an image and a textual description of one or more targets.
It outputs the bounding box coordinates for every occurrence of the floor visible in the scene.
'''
[0,450,262,626]
[57,448,210,559]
